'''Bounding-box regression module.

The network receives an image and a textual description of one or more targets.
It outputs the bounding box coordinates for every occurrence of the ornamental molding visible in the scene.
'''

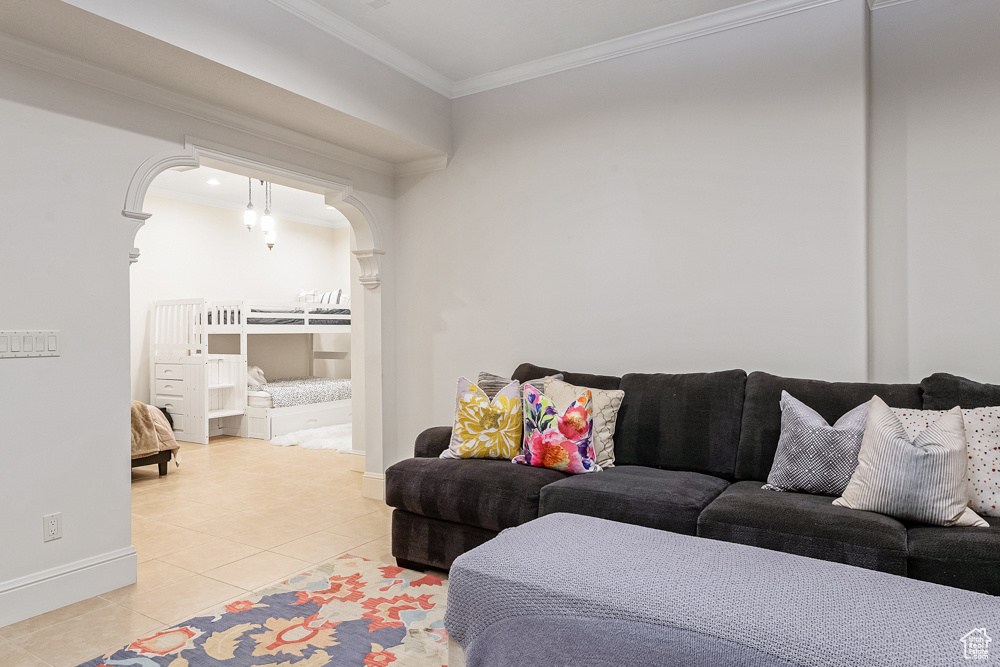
[353,249,386,289]
[867,0,920,9]
[269,0,848,99]
[124,138,383,283]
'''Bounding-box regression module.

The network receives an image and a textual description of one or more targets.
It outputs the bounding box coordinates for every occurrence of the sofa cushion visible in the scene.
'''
[512,363,621,391]
[697,481,909,575]
[612,370,746,478]
[907,525,1000,595]
[385,457,567,532]
[391,509,498,571]
[539,466,729,535]
[920,372,1000,410]
[736,372,923,482]
[414,426,452,458]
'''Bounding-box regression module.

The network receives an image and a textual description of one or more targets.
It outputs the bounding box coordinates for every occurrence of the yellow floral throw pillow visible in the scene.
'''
[441,377,523,460]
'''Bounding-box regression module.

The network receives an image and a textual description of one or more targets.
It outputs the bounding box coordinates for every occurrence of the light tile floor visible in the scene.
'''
[0,436,398,667]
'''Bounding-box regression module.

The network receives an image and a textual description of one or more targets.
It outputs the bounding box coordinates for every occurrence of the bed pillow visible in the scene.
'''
[319,289,341,305]
[892,406,1000,518]
[247,365,268,388]
[514,383,598,474]
[441,377,523,460]
[544,377,623,469]
[478,371,563,400]
[297,289,319,303]
[834,396,988,527]
[762,391,869,495]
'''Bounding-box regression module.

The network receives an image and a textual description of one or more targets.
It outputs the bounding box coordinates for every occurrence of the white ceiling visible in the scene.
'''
[0,0,447,168]
[306,0,755,82]
[148,165,351,229]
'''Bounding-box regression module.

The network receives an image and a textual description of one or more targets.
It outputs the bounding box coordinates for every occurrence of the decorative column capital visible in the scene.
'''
[353,249,386,289]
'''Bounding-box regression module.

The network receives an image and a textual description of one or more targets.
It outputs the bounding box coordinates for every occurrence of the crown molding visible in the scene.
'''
[145,185,350,229]
[267,0,852,100]
[453,0,843,97]
[394,154,450,177]
[0,33,398,177]
[264,0,453,98]
[867,0,919,8]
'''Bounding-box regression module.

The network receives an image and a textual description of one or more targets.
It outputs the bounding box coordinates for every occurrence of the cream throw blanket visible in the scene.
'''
[131,400,159,459]
[148,404,180,465]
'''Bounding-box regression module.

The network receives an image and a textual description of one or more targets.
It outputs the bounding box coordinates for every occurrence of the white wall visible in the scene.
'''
[870,0,1000,383]
[394,0,870,460]
[129,195,352,402]
[0,54,395,627]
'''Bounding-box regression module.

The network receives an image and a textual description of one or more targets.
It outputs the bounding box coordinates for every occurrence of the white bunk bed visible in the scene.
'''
[150,299,351,445]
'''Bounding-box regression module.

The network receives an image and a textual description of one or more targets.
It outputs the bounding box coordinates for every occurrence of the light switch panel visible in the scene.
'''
[0,331,60,358]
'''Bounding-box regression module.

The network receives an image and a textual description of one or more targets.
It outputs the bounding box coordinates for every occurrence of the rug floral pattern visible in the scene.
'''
[76,555,448,667]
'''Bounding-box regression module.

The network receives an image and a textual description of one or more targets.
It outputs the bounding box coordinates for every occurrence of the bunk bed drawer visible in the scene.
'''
[246,409,271,440]
[155,364,184,380]
[270,408,340,438]
[155,395,185,416]
[155,379,184,396]
[164,413,186,434]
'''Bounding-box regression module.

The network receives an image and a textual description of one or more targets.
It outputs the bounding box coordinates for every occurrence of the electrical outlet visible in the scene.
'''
[43,513,62,542]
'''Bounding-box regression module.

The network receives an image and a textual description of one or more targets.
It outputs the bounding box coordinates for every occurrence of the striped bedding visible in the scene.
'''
[206,308,350,326]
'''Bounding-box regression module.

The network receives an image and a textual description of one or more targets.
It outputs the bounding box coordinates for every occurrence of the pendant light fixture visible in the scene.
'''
[243,177,257,231]
[261,180,277,250]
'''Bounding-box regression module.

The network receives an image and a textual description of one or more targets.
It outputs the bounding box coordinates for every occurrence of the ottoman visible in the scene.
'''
[445,513,1000,667]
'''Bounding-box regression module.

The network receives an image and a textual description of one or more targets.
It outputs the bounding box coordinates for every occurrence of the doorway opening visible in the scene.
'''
[117,142,394,599]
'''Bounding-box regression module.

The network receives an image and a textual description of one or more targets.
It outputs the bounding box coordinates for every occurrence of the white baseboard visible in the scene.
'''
[361,472,385,500]
[0,547,137,627]
[349,449,365,473]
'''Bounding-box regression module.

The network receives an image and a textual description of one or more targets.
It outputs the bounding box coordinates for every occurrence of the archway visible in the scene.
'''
[123,137,385,499]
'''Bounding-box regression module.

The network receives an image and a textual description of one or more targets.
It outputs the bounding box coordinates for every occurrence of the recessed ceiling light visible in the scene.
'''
[326,205,336,210]
[207,178,221,185]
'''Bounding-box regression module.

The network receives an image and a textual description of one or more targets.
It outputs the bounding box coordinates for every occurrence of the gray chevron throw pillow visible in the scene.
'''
[763,391,869,495]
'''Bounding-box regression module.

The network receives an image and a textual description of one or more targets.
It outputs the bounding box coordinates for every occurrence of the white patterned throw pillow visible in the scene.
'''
[892,406,1000,518]
[834,397,988,527]
[762,391,869,496]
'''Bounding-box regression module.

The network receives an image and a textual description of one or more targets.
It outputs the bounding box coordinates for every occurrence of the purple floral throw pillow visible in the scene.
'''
[514,383,599,474]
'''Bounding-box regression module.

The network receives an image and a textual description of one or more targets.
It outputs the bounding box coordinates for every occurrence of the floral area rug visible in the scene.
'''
[76,555,448,667]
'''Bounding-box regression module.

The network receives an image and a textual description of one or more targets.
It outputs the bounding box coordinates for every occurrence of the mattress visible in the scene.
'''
[206,308,350,326]
[247,390,274,409]
[251,377,352,408]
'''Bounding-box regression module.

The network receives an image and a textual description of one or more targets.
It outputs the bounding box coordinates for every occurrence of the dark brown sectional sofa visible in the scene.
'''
[385,363,1000,595]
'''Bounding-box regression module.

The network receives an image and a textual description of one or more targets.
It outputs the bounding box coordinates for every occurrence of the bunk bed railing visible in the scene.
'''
[151,299,207,355]
[152,300,352,345]
[204,301,245,332]
[241,301,353,325]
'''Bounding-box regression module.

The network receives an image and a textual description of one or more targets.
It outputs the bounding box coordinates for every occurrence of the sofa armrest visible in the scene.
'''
[415,426,452,458]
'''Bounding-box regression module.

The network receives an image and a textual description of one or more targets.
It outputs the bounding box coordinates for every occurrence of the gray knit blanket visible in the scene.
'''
[446,513,1000,667]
